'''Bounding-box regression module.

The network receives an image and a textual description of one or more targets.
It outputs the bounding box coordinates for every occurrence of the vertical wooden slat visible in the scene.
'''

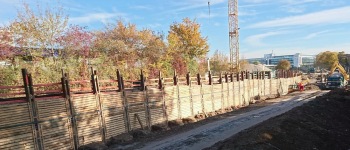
[142,70,151,130]
[28,72,43,150]
[161,78,168,127]
[91,70,106,143]
[120,76,130,132]
[63,73,79,150]
[220,73,224,112]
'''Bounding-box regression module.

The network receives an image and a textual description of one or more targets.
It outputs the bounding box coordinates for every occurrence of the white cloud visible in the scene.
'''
[286,7,304,13]
[245,31,288,47]
[147,23,162,28]
[70,12,127,24]
[214,22,221,26]
[283,0,320,5]
[304,30,330,39]
[197,12,218,19]
[242,0,319,5]
[130,5,152,10]
[169,0,225,13]
[249,6,350,28]
[240,9,258,16]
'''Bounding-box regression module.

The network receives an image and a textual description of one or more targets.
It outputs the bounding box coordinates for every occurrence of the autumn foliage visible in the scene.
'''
[276,60,291,70]
[0,3,209,85]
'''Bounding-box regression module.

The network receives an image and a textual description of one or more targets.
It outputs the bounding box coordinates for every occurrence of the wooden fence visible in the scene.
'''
[0,69,300,150]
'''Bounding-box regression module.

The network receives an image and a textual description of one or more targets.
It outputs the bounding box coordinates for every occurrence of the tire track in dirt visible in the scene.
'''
[138,90,328,150]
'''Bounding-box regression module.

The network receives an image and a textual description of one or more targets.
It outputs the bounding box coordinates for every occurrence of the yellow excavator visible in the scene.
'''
[325,61,349,89]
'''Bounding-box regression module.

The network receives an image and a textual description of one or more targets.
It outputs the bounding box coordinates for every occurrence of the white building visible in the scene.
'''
[247,53,316,68]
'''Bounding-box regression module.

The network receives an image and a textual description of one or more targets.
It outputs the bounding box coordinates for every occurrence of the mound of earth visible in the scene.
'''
[207,89,350,150]
[305,84,321,91]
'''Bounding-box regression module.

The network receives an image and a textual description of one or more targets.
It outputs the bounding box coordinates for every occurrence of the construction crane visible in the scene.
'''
[208,0,239,72]
[228,0,239,72]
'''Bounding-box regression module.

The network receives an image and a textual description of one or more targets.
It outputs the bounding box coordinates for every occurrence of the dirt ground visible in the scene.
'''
[206,88,350,150]
[108,91,310,150]
[87,81,343,150]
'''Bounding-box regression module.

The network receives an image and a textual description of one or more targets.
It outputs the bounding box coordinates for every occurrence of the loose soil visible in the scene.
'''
[206,89,350,150]
[110,92,307,150]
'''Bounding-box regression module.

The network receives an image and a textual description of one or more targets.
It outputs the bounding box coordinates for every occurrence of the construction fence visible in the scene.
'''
[0,69,300,150]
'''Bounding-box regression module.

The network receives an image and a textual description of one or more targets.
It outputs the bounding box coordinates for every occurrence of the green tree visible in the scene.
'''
[252,61,260,65]
[276,59,291,70]
[167,18,209,75]
[315,51,338,69]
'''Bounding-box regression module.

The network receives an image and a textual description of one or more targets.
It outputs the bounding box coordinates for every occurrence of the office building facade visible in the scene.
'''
[247,53,316,68]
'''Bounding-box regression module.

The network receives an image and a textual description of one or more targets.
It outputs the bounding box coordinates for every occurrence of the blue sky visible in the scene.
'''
[1,0,350,58]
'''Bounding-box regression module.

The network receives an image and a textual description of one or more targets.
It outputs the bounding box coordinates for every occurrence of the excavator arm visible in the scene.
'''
[329,61,349,81]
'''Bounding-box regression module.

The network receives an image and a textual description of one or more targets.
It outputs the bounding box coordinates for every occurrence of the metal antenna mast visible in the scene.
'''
[228,0,239,72]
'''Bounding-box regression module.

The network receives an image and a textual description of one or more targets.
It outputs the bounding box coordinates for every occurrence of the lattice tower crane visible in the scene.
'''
[228,0,239,72]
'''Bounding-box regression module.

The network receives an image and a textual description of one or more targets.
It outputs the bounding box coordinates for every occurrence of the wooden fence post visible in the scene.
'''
[141,70,151,130]
[62,72,79,150]
[118,72,130,132]
[158,71,163,89]
[117,69,122,91]
[208,71,212,85]
[90,69,106,143]
[245,71,249,80]
[220,72,224,112]
[188,72,194,116]
[197,73,201,85]
[140,70,145,91]
[263,71,266,96]
[257,71,260,96]
[173,70,178,86]
[22,69,43,150]
[160,73,168,127]
[240,71,244,81]
[186,72,190,86]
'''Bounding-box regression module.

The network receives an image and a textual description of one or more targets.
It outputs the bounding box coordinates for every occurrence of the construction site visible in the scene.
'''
[0,0,350,150]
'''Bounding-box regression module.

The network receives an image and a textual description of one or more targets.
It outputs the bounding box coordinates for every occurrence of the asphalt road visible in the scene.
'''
[137,90,328,150]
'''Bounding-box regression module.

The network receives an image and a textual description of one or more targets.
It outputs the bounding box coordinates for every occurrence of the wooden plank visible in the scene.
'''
[0,124,34,150]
